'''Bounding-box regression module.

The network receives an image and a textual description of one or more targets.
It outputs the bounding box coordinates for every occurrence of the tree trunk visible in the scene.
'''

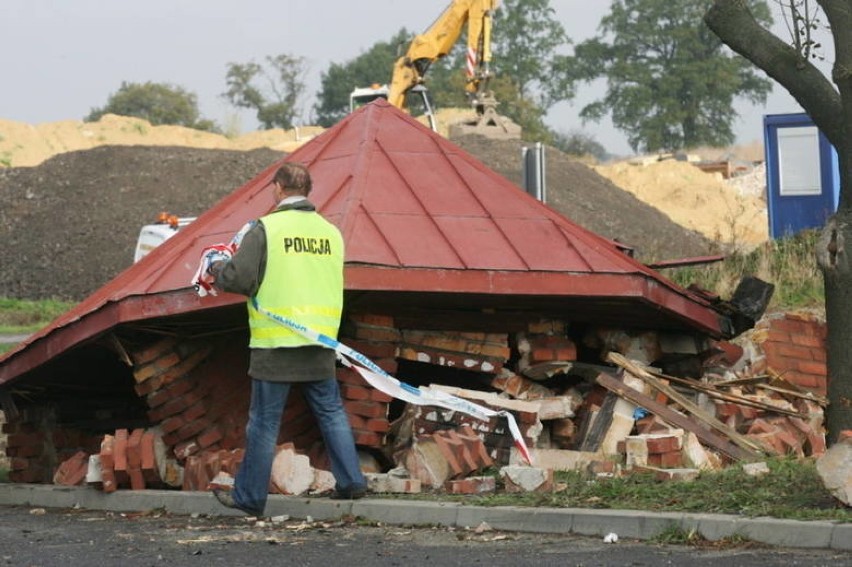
[706,0,852,441]
[820,214,852,443]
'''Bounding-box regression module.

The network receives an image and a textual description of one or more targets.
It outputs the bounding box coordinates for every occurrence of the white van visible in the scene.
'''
[133,213,196,262]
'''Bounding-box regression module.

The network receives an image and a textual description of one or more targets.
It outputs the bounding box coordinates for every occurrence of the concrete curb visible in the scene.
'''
[1,483,849,551]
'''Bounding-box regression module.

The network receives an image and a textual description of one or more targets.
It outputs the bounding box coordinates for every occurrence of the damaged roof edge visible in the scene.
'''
[0,290,242,387]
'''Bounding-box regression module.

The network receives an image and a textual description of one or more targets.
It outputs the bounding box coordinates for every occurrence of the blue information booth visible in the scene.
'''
[764,113,840,238]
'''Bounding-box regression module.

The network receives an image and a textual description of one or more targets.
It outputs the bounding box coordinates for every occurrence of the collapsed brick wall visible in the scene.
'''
[751,311,827,396]
[2,308,833,491]
[3,406,101,483]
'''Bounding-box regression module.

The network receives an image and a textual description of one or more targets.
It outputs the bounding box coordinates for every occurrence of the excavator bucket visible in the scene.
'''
[447,92,521,140]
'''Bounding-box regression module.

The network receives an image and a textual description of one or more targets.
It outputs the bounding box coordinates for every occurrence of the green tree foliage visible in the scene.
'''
[85,81,217,131]
[492,0,573,108]
[223,54,307,130]
[563,0,773,153]
[551,130,609,162]
[314,30,409,127]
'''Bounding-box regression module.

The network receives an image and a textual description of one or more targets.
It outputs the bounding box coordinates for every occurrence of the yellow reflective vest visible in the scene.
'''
[247,209,344,348]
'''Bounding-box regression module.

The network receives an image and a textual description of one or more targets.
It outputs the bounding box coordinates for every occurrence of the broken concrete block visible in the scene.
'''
[815,435,852,507]
[270,445,314,496]
[402,438,452,487]
[636,466,700,482]
[681,432,721,470]
[500,465,553,493]
[364,472,422,494]
[624,436,649,468]
[153,427,184,488]
[447,475,497,494]
[311,468,336,494]
[742,461,770,477]
[53,451,88,486]
[86,454,103,486]
[511,448,600,471]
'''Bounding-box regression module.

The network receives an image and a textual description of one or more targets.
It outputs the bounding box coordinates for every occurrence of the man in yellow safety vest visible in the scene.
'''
[209,162,367,516]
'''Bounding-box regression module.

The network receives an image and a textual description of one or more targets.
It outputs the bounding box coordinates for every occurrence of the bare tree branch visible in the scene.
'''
[705,0,843,147]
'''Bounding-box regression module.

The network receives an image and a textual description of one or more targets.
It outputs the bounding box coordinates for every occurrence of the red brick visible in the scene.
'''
[839,430,852,442]
[770,317,810,335]
[344,400,388,419]
[173,419,208,444]
[113,429,129,486]
[141,431,160,483]
[158,346,213,387]
[339,339,398,359]
[147,387,202,421]
[432,435,464,476]
[126,428,144,469]
[645,435,680,454]
[130,337,179,365]
[161,415,185,434]
[181,400,209,423]
[341,383,371,401]
[366,418,390,433]
[355,326,401,342]
[133,351,181,383]
[797,360,827,376]
[764,328,792,344]
[349,313,395,327]
[369,388,393,403]
[197,427,224,450]
[774,343,815,360]
[351,428,383,447]
[336,367,367,386]
[646,450,682,468]
[128,468,146,491]
[146,376,196,408]
[6,432,46,448]
[790,333,824,348]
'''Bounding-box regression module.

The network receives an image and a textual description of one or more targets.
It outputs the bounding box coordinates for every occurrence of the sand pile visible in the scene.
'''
[0,115,323,168]
[593,159,768,248]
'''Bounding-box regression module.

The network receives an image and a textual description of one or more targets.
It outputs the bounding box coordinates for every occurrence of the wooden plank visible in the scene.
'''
[607,353,765,454]
[578,392,617,452]
[595,371,759,462]
[755,383,829,406]
[645,368,806,417]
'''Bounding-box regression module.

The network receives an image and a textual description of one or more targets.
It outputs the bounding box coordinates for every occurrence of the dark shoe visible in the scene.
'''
[212,488,263,516]
[330,485,367,500]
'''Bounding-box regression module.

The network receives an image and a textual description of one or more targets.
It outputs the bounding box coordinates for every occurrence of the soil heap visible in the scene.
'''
[0,115,751,301]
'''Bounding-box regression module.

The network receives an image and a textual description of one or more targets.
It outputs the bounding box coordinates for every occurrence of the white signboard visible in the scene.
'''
[778,126,821,196]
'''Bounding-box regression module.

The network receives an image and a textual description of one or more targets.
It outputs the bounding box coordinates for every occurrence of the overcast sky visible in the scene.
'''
[1,0,815,156]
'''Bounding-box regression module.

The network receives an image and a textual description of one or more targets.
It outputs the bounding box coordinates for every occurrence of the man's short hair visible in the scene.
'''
[273,163,312,195]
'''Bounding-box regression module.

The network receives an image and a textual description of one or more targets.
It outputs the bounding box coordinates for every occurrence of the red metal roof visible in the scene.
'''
[0,100,723,385]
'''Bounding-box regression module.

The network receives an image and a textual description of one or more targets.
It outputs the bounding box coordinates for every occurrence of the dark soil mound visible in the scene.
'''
[451,135,716,262]
[0,140,715,301]
[0,146,284,300]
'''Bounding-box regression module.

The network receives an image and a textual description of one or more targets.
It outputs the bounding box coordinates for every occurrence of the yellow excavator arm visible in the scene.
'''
[387,0,499,110]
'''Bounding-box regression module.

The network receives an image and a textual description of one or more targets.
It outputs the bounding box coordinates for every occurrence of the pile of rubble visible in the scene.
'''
[17,309,834,500]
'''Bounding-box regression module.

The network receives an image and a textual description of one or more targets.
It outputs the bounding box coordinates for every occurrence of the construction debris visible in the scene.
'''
[3,307,833,500]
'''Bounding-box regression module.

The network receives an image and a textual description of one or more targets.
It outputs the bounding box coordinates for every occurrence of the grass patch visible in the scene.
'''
[398,458,850,522]
[0,297,76,333]
[0,467,7,483]
[666,229,823,310]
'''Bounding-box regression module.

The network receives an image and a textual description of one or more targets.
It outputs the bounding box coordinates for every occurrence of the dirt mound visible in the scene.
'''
[0,146,284,300]
[593,159,768,247]
[451,135,717,262]
[0,114,759,301]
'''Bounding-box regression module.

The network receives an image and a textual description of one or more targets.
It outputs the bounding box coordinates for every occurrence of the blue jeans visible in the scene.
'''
[232,378,366,515]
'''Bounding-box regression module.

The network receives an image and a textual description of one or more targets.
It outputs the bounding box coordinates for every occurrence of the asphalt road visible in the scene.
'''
[0,334,27,345]
[0,505,848,567]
